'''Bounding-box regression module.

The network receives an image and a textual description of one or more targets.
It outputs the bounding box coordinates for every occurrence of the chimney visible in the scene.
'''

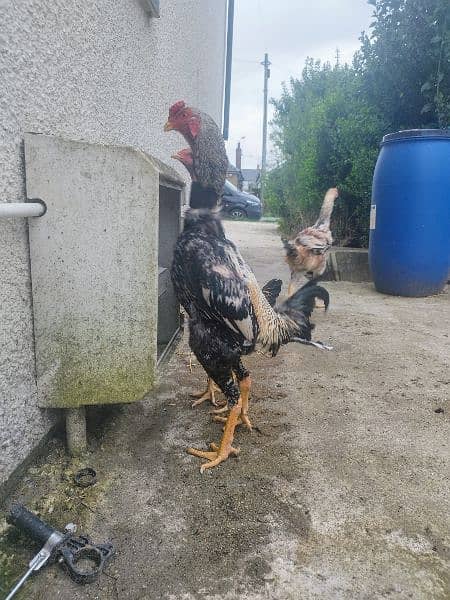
[235,142,242,171]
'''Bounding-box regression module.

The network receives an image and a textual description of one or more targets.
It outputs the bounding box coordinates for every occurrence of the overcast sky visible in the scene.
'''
[225,0,374,169]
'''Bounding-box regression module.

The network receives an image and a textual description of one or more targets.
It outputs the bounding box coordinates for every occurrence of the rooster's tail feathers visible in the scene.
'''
[268,281,330,355]
[261,278,283,308]
[314,187,339,229]
[281,279,330,318]
[249,277,329,357]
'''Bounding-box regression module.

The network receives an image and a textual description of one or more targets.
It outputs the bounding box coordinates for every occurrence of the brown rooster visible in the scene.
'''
[283,188,339,296]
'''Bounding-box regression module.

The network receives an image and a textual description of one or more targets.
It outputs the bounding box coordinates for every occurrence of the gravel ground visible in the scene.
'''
[6,220,450,599]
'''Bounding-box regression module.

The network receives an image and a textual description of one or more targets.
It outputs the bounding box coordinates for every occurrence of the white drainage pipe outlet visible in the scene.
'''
[0,200,46,218]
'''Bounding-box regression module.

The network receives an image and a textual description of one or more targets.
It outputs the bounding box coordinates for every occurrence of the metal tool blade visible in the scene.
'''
[5,547,51,600]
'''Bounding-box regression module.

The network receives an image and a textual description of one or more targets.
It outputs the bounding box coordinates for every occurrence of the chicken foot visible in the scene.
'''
[187,398,242,473]
[190,378,225,408]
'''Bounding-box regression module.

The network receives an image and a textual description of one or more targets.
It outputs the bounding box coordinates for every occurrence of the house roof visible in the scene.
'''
[241,168,260,183]
[227,162,240,173]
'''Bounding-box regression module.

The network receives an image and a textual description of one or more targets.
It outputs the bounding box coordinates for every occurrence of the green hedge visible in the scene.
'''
[267,0,450,247]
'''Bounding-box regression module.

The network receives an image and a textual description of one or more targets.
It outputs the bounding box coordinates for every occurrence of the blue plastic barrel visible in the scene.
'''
[369,129,450,297]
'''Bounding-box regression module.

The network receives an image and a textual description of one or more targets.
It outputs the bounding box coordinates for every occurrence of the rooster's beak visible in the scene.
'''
[171,153,181,161]
[164,120,174,132]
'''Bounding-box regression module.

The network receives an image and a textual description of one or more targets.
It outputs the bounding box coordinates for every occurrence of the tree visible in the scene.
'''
[355,0,450,129]
[268,60,386,246]
[267,0,450,247]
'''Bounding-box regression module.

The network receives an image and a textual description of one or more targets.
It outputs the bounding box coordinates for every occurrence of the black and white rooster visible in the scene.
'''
[165,101,329,472]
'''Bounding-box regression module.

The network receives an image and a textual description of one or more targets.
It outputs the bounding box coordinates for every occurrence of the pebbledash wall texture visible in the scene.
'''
[0,0,228,486]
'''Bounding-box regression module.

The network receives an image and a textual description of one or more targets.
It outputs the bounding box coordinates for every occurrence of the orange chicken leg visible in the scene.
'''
[187,397,242,472]
[190,378,224,408]
[212,376,252,431]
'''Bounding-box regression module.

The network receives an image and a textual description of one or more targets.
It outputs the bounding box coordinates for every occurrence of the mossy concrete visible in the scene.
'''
[25,135,160,409]
[38,339,156,409]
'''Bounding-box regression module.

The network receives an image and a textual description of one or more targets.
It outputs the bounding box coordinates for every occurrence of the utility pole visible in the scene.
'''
[222,0,235,140]
[260,53,271,205]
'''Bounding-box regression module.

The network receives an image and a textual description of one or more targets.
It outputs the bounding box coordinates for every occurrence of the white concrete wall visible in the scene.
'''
[0,0,227,485]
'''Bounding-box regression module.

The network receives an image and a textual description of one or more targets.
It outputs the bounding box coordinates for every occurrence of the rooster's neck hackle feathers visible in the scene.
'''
[249,273,330,357]
[166,101,228,198]
[192,109,228,197]
[183,205,225,238]
[249,281,293,355]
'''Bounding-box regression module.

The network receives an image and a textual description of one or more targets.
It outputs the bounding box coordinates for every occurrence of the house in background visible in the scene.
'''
[226,162,244,189]
[0,0,231,491]
[224,141,243,188]
[241,168,261,195]
[225,141,261,196]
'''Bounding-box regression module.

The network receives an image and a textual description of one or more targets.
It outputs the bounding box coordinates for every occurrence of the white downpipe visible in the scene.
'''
[0,201,46,218]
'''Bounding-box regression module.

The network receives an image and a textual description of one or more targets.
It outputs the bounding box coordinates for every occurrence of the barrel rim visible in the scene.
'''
[382,128,450,144]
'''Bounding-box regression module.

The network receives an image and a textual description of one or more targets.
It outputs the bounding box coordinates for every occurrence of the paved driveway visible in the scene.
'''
[11,219,450,599]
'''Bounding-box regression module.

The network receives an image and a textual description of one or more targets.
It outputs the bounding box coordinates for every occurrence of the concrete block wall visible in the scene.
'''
[0,0,227,486]
[322,249,371,282]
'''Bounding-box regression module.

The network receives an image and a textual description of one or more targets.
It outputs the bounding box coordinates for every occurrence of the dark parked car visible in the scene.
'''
[221,180,262,220]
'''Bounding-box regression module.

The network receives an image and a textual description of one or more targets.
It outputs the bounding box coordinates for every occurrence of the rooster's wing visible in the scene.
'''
[174,234,257,345]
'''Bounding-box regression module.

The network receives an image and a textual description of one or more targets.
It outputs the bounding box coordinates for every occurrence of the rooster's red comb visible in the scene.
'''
[169,100,186,118]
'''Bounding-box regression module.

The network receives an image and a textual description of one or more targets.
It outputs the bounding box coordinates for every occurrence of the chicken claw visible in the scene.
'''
[190,378,225,408]
[187,445,240,473]
[212,414,253,432]
[187,402,242,472]
[210,405,229,415]
[187,443,240,462]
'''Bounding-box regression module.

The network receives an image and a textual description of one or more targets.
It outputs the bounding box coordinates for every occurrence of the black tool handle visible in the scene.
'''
[8,504,57,545]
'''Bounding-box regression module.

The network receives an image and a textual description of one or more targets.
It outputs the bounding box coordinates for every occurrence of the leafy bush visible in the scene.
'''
[267,0,450,247]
